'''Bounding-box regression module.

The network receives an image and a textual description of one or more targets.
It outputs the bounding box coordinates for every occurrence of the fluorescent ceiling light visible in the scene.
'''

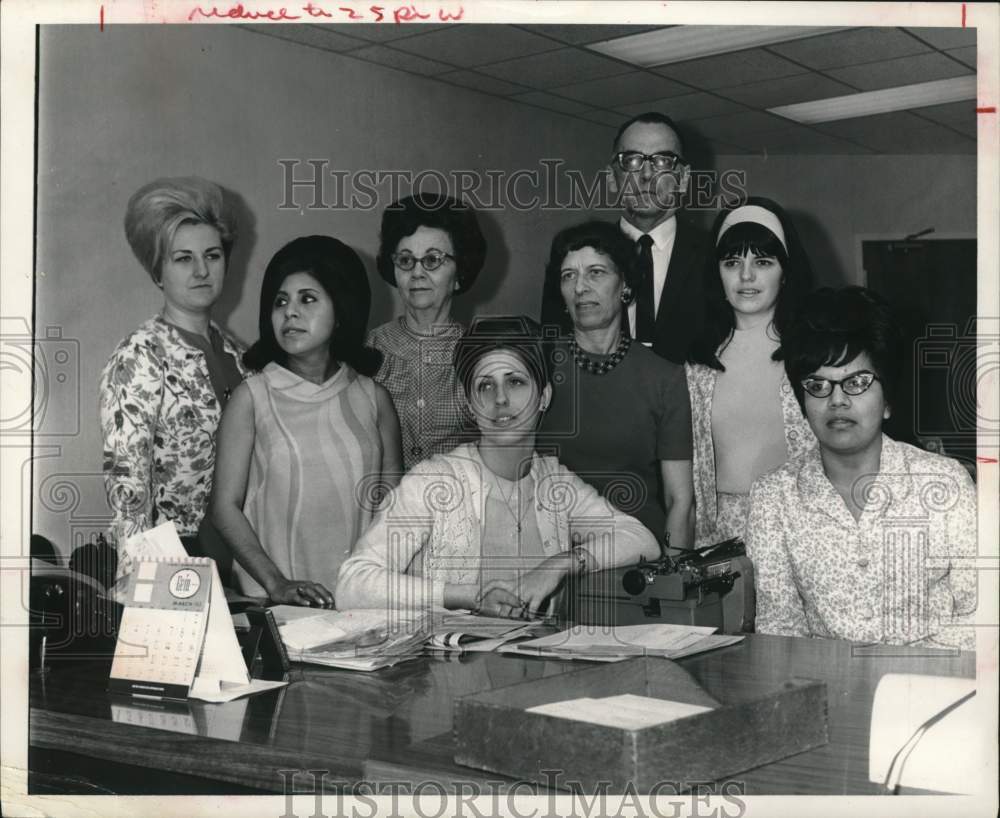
[769,76,977,124]
[587,26,849,67]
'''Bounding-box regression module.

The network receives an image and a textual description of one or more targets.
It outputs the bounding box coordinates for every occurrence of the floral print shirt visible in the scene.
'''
[99,315,247,541]
[686,362,816,546]
[745,436,977,649]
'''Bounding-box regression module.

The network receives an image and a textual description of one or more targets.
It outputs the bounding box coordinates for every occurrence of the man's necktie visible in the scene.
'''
[635,234,655,343]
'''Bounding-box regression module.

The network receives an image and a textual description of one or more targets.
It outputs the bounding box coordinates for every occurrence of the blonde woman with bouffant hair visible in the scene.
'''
[101,176,246,583]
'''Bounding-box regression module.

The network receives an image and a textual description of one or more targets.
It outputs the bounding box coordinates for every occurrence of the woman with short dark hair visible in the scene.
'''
[746,286,977,648]
[368,193,487,469]
[538,220,695,549]
[337,316,657,619]
[100,177,246,573]
[686,197,816,546]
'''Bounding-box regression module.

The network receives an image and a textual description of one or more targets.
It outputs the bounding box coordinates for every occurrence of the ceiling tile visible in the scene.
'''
[811,110,973,153]
[578,109,631,127]
[477,48,632,88]
[349,44,454,75]
[852,122,975,154]
[551,72,688,107]
[338,24,450,43]
[436,70,529,96]
[946,46,976,68]
[391,25,558,68]
[826,52,973,91]
[711,139,756,155]
[728,127,875,155]
[903,27,977,50]
[516,24,663,45]
[767,28,930,70]
[615,92,746,121]
[241,24,367,53]
[651,48,807,90]
[509,91,593,114]
[910,100,976,136]
[717,73,856,109]
[686,110,793,139]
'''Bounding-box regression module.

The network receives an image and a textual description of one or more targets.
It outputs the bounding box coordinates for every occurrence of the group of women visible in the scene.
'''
[100,176,977,649]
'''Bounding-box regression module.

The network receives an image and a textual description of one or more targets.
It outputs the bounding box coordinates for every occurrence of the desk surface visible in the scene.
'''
[29,634,974,795]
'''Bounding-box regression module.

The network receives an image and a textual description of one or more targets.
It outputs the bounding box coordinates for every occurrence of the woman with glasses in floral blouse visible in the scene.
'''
[746,287,976,649]
[100,177,246,580]
[367,193,487,470]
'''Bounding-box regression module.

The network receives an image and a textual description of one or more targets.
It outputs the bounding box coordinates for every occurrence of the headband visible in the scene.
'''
[717,205,787,253]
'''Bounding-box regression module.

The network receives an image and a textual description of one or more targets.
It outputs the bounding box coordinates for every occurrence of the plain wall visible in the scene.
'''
[32,25,977,554]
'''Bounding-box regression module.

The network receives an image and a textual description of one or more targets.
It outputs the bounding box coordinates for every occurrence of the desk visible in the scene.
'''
[29,635,973,795]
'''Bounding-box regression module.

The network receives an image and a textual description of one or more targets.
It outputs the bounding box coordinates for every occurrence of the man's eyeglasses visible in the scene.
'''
[391,251,455,272]
[801,370,881,399]
[613,151,686,173]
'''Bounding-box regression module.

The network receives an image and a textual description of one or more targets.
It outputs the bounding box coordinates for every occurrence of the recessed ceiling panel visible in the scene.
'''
[391,25,558,68]
[553,72,689,107]
[651,48,808,90]
[436,69,529,96]
[768,28,930,70]
[827,52,973,91]
[614,92,747,121]
[516,24,662,46]
[509,91,594,114]
[903,27,977,50]
[477,48,632,88]
[718,74,856,109]
[350,44,454,75]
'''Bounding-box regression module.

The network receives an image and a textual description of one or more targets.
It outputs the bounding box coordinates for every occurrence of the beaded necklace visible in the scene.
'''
[570,333,632,375]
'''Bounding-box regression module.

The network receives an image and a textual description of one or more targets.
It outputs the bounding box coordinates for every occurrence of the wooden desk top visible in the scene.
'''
[29,634,974,795]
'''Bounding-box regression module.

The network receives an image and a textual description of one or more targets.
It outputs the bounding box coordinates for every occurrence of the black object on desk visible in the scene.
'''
[239,607,290,680]
[569,537,755,633]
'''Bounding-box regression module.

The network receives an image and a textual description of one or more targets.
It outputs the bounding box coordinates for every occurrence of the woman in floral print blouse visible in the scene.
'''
[746,287,976,649]
[99,177,246,575]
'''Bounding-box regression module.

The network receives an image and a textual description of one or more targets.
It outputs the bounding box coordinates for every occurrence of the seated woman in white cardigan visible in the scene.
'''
[336,316,658,619]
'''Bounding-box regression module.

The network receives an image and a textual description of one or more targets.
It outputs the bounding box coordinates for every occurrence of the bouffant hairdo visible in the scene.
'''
[243,235,380,377]
[783,286,904,412]
[376,193,486,295]
[124,176,236,284]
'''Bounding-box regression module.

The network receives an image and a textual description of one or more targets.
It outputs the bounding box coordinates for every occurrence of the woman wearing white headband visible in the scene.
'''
[686,197,816,547]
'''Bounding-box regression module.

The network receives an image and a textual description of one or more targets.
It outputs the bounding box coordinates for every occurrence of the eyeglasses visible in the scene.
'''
[613,151,686,172]
[801,370,881,399]
[391,251,455,272]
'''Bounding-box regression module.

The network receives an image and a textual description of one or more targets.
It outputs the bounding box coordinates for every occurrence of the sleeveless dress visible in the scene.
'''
[234,362,382,596]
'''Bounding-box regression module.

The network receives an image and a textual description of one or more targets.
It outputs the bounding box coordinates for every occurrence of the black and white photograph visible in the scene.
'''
[1,1,997,816]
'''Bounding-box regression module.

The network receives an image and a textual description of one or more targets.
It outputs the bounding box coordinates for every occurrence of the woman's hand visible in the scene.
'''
[474,584,530,620]
[268,578,336,608]
[513,556,572,617]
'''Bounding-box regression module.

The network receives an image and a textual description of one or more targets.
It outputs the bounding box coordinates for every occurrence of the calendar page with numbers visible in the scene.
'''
[109,557,212,700]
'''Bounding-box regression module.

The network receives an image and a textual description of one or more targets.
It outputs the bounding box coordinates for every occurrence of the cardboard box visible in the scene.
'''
[454,657,827,792]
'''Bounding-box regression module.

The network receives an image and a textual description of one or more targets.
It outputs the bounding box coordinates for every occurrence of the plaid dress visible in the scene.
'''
[367,318,469,470]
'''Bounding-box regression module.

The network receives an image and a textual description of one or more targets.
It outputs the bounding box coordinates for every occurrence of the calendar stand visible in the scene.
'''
[109,556,250,701]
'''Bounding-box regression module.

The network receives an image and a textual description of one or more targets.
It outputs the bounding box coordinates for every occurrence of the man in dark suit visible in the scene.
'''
[541,112,708,365]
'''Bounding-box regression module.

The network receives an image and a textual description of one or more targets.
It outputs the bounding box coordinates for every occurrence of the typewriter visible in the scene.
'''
[567,537,755,634]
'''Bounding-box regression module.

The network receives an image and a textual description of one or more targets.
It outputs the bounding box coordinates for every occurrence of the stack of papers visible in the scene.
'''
[270,607,429,671]
[500,624,744,662]
[528,693,714,729]
[426,612,552,653]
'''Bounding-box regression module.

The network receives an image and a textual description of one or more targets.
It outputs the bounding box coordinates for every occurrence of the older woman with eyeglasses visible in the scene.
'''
[745,287,976,649]
[368,193,487,470]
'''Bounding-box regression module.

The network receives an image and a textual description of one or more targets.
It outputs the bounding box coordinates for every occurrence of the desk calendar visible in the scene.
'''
[110,523,287,703]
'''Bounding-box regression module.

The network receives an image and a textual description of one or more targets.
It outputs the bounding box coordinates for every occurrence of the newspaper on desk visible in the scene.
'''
[500,623,744,661]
